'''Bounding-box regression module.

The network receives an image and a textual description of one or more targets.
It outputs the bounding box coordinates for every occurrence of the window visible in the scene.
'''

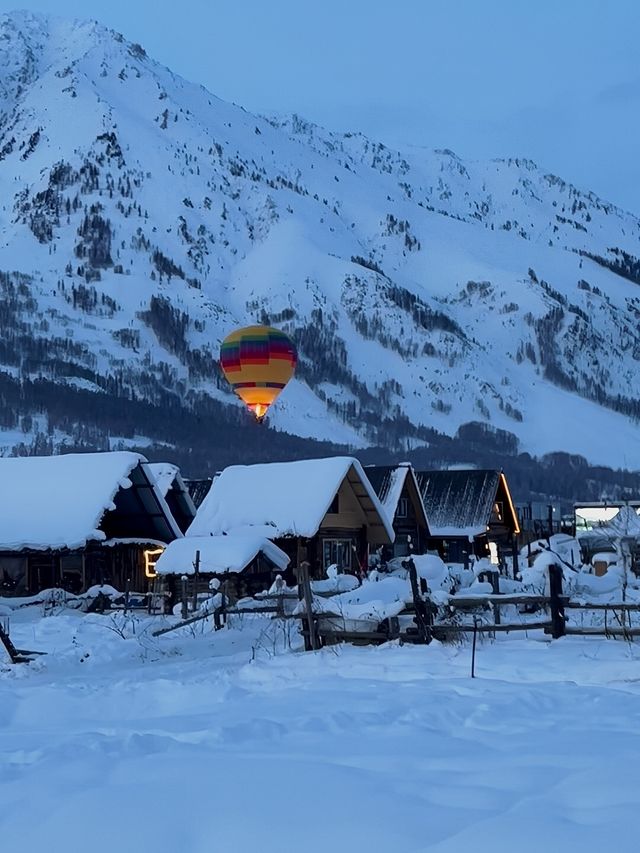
[322,538,352,571]
[327,493,340,514]
[396,497,409,519]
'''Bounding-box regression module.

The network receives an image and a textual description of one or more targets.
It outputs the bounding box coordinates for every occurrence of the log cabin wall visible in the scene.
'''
[0,543,152,596]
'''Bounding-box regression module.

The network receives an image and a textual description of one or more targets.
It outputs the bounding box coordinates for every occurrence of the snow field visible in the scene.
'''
[2,608,640,852]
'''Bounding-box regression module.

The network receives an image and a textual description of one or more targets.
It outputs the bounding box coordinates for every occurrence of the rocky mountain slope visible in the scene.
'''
[1,11,640,486]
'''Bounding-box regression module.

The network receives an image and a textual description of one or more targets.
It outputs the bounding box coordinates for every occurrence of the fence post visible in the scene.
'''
[407,556,432,644]
[192,550,200,613]
[471,618,478,678]
[548,563,565,639]
[489,570,501,626]
[298,561,319,651]
[181,574,189,621]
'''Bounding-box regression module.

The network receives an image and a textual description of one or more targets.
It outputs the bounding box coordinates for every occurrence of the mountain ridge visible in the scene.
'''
[1,10,640,489]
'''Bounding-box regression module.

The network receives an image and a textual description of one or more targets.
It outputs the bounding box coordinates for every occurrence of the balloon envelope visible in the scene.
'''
[220,325,297,421]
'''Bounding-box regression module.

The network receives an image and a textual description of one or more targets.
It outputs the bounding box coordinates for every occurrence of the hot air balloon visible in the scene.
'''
[219,325,297,422]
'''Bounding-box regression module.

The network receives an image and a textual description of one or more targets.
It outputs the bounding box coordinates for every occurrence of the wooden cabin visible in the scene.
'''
[415,469,520,571]
[0,452,182,595]
[155,534,290,601]
[148,462,198,534]
[365,463,430,557]
[187,456,395,581]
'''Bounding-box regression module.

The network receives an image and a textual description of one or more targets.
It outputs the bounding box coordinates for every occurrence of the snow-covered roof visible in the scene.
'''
[579,506,640,546]
[147,462,180,497]
[147,462,197,534]
[365,463,429,531]
[0,451,182,551]
[188,456,394,544]
[416,469,519,538]
[591,552,618,564]
[155,534,289,575]
[383,466,410,519]
[601,505,640,539]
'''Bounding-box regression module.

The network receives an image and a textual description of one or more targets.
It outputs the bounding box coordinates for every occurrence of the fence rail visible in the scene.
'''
[292,564,640,648]
[152,563,640,649]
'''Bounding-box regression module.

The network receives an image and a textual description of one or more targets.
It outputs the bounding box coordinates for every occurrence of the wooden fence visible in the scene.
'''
[149,561,640,649]
[226,563,640,649]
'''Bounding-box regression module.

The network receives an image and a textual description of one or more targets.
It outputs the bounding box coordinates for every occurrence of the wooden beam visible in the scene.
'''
[565,626,640,637]
[444,594,550,608]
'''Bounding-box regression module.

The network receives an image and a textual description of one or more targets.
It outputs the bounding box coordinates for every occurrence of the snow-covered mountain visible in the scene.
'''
[1,10,640,472]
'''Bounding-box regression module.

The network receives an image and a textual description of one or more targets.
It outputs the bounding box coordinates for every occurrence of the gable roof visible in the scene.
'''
[155,534,290,576]
[365,463,429,531]
[148,462,197,534]
[147,462,181,498]
[0,451,182,551]
[416,469,519,538]
[188,456,394,544]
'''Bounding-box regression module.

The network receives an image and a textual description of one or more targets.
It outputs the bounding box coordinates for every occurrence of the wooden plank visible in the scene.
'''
[0,623,22,663]
[317,630,388,642]
[565,626,640,637]
[225,606,281,615]
[151,610,212,637]
[299,562,319,651]
[316,621,554,644]
[257,588,348,601]
[548,563,566,639]
[564,601,640,611]
[445,597,640,613]
[0,623,44,663]
[444,594,550,608]
[407,556,432,643]
[432,621,553,634]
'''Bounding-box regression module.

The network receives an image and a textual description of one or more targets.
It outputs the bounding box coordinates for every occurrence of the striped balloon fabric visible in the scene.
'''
[220,325,297,421]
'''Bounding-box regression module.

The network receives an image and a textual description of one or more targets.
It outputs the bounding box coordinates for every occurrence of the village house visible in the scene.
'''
[0,451,183,595]
[415,468,520,571]
[364,463,430,557]
[184,456,395,582]
[154,533,290,601]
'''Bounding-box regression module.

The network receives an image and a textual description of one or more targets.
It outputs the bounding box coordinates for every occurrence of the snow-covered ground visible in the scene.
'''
[3,606,640,852]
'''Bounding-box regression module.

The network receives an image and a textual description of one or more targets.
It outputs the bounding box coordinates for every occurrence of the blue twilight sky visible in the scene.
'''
[2,0,639,212]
